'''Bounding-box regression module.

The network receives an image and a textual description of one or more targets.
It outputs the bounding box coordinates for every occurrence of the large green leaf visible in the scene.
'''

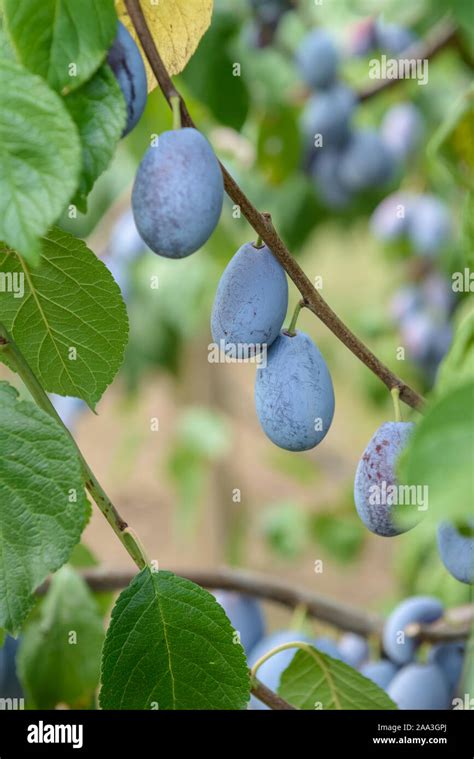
[399,382,474,525]
[278,646,396,710]
[100,569,250,710]
[18,566,104,708]
[0,60,81,265]
[3,0,117,92]
[0,383,87,633]
[65,64,127,213]
[0,228,129,408]
[180,10,249,130]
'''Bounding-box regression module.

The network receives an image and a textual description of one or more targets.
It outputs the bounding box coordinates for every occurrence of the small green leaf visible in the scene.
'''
[399,382,474,525]
[0,60,81,264]
[310,512,365,564]
[0,228,129,408]
[100,568,251,710]
[65,64,127,213]
[18,566,104,708]
[0,383,87,633]
[3,0,117,92]
[279,646,397,710]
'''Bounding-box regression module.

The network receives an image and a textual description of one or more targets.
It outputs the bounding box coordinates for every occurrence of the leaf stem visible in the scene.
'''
[250,640,313,680]
[0,322,148,571]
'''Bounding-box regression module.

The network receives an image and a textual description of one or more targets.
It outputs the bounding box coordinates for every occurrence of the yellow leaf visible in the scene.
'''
[115,0,213,91]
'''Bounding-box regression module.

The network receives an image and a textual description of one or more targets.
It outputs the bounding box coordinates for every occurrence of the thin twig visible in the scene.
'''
[124,0,425,412]
[37,566,474,642]
[0,323,148,571]
[251,678,296,710]
[359,19,459,101]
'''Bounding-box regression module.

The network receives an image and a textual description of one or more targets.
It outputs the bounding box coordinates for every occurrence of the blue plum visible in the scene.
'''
[132,128,224,258]
[375,21,417,54]
[370,191,414,241]
[249,629,312,709]
[360,660,398,689]
[49,394,87,432]
[301,84,356,150]
[255,330,335,452]
[389,285,423,324]
[0,636,23,700]
[383,596,444,665]
[380,103,424,161]
[338,130,396,191]
[428,642,465,694]
[400,312,452,381]
[346,18,377,57]
[313,636,346,662]
[107,22,147,137]
[295,29,339,90]
[311,147,353,208]
[387,664,450,710]
[437,521,474,585]
[338,633,369,668]
[214,591,265,655]
[407,194,452,257]
[211,242,288,357]
[354,421,416,537]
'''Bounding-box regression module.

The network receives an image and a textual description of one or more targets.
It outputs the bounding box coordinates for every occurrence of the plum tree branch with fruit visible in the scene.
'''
[37,567,474,643]
[124,0,426,413]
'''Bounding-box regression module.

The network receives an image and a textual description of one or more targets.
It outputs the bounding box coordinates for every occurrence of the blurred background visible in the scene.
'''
[9,0,471,625]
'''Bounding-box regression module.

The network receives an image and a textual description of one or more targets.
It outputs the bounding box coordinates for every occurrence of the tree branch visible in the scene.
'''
[124,0,425,413]
[359,18,459,101]
[251,678,296,710]
[37,566,474,642]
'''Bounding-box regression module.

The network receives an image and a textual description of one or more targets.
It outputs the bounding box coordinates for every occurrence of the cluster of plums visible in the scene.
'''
[214,591,467,710]
[346,16,418,58]
[211,241,335,451]
[353,417,473,584]
[296,27,422,209]
[371,191,454,382]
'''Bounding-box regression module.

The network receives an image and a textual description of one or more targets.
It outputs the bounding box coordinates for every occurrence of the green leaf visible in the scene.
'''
[0,228,129,408]
[18,566,104,708]
[399,382,474,526]
[64,64,127,213]
[100,568,251,710]
[0,382,87,633]
[257,106,301,183]
[180,10,249,130]
[278,646,397,710]
[0,60,81,265]
[0,629,5,648]
[436,309,474,398]
[3,0,117,93]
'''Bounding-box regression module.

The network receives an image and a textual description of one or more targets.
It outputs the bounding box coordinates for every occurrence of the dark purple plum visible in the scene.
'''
[383,596,444,665]
[428,641,465,694]
[132,128,224,258]
[107,22,147,137]
[311,146,353,208]
[380,102,424,161]
[295,29,339,90]
[387,663,450,710]
[300,84,356,151]
[338,633,369,668]
[437,521,474,585]
[370,191,414,242]
[338,130,396,191]
[255,331,335,451]
[407,194,452,257]
[214,591,265,655]
[211,242,288,357]
[354,421,416,537]
[360,659,398,689]
[375,21,417,54]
